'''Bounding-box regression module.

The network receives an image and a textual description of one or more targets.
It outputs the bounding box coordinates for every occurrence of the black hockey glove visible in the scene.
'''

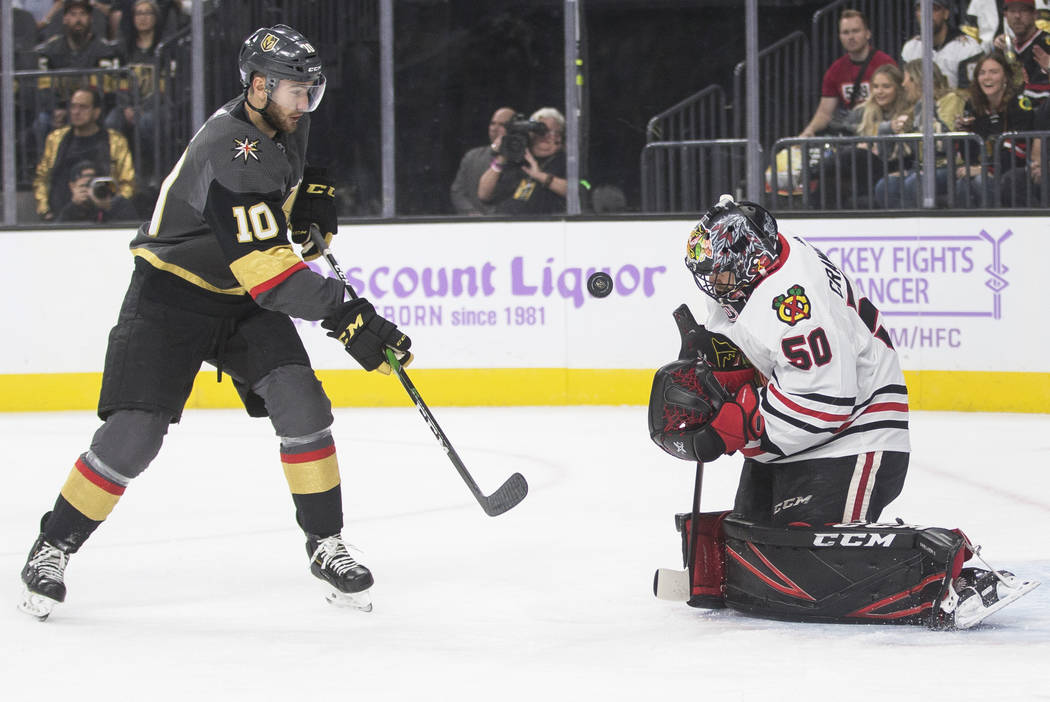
[290,166,337,261]
[322,298,413,374]
[649,358,729,461]
[649,357,764,462]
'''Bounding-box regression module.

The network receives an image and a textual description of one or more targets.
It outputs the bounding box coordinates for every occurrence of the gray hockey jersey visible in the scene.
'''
[130,96,344,320]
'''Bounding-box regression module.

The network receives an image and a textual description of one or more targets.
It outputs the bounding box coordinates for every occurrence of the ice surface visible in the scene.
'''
[2,407,1048,700]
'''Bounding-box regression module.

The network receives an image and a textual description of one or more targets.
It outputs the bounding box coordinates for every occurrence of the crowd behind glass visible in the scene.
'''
[5,0,1049,224]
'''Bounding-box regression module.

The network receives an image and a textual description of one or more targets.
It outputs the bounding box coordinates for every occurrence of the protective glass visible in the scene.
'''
[269,75,327,113]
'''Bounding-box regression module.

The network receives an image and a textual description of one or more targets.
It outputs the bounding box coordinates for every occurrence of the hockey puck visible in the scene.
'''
[587,271,614,298]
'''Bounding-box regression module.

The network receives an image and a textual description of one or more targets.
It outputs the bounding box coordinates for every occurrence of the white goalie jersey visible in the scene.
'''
[704,234,910,463]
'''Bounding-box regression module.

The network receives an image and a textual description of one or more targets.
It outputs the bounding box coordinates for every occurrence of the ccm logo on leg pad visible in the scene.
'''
[813,532,896,547]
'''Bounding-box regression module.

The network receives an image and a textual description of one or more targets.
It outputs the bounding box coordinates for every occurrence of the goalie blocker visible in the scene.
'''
[656,513,1039,629]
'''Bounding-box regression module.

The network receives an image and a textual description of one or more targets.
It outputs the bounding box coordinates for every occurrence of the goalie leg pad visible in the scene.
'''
[720,516,965,627]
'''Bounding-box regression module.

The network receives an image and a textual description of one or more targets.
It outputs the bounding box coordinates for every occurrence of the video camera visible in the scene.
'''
[499,115,548,166]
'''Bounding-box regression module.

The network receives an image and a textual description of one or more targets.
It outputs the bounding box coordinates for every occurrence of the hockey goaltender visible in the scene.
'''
[647,195,1038,629]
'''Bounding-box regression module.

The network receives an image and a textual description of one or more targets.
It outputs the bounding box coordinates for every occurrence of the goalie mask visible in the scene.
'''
[239,24,326,113]
[685,195,781,320]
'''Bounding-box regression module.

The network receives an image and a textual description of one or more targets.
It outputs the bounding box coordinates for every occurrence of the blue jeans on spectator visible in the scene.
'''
[874,168,950,208]
[954,170,999,208]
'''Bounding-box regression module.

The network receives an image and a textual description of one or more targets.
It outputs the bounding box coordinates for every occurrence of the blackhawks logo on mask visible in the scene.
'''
[772,285,810,326]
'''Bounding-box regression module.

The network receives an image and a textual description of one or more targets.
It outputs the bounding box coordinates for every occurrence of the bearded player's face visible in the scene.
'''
[250,76,325,133]
[264,97,304,133]
[263,79,313,132]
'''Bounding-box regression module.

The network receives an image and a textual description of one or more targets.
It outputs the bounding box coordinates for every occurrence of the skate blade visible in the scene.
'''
[954,576,1040,630]
[18,588,59,621]
[324,588,373,613]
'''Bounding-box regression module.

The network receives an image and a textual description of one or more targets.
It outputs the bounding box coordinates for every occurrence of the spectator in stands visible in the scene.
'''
[955,51,1036,206]
[478,107,569,215]
[56,159,139,222]
[874,60,967,208]
[109,0,187,43]
[901,0,983,89]
[38,0,112,41]
[810,64,914,208]
[991,0,1050,104]
[36,1,121,71]
[800,9,896,138]
[105,0,163,179]
[450,106,516,215]
[33,86,135,220]
[34,0,122,150]
[1000,89,1050,205]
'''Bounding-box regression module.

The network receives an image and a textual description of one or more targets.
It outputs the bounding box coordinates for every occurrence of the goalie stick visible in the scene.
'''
[654,460,703,601]
[308,226,529,516]
[655,305,714,601]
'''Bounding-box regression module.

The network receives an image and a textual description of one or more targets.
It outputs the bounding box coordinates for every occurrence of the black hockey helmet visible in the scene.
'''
[684,194,781,319]
[238,24,326,112]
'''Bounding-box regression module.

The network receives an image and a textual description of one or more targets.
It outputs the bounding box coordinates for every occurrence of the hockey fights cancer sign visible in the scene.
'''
[803,225,1013,367]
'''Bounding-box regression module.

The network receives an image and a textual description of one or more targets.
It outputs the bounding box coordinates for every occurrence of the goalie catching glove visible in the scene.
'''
[649,357,764,462]
[322,298,413,374]
[290,166,337,261]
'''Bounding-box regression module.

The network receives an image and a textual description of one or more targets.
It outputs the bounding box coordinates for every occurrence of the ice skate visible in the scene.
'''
[19,535,69,621]
[945,567,1040,630]
[307,534,374,612]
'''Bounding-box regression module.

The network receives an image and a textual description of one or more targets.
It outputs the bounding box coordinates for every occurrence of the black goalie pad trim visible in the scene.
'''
[721,517,963,627]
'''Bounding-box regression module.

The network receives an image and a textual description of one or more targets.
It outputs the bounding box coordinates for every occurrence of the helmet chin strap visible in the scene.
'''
[244,88,283,133]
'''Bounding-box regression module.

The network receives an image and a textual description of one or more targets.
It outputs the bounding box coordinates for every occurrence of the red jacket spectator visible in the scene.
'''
[801,9,897,137]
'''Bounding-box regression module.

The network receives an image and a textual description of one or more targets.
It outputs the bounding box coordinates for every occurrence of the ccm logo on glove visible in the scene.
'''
[306,183,335,197]
[322,298,412,374]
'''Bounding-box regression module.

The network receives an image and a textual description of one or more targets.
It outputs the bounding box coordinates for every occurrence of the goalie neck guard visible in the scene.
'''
[684,194,781,320]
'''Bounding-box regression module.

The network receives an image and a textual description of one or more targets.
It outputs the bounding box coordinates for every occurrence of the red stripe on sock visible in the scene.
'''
[75,457,126,496]
[281,444,336,464]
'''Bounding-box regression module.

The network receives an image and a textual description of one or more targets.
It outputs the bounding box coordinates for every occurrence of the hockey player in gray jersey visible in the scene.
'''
[648,195,1038,628]
[19,24,409,619]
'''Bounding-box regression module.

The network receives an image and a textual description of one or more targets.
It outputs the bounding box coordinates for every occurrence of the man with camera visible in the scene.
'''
[477,106,567,215]
[56,159,139,222]
[33,86,135,220]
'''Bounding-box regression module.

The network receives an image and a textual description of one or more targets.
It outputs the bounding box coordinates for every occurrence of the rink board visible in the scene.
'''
[1,216,1047,412]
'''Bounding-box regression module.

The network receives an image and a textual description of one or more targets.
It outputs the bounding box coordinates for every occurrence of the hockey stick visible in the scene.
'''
[655,304,710,600]
[686,460,705,596]
[308,226,529,516]
[654,460,703,601]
